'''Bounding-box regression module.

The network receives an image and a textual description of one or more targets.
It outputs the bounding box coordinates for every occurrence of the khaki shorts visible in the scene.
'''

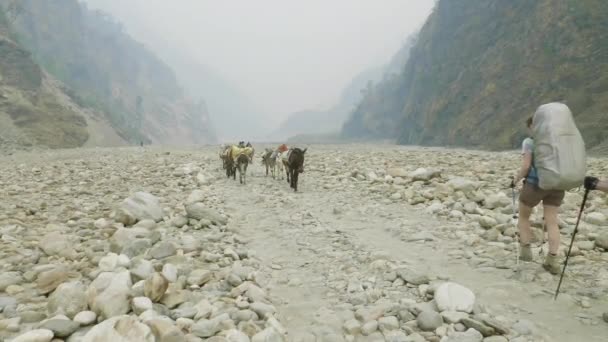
[520,182,565,207]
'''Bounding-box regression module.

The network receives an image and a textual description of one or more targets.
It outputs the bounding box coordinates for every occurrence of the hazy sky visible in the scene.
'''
[84,0,434,119]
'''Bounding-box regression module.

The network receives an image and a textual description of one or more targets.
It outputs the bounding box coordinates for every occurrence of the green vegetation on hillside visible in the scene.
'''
[342,0,608,150]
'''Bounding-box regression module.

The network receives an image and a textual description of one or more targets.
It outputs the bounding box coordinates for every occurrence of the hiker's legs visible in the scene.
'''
[541,191,564,275]
[598,180,608,193]
[517,202,534,245]
[543,205,560,255]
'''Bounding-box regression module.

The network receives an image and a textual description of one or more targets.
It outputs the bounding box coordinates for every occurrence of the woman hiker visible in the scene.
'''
[513,116,565,274]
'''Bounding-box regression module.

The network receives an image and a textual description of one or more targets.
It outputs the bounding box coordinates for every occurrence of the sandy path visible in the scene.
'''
[219,151,607,341]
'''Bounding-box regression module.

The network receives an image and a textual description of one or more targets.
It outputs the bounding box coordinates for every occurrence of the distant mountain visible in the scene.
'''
[2,0,216,147]
[82,0,267,142]
[272,66,385,141]
[342,0,608,150]
[152,43,268,142]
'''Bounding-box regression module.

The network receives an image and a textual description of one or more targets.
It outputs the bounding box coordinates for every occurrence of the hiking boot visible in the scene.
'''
[519,244,533,262]
[543,253,561,275]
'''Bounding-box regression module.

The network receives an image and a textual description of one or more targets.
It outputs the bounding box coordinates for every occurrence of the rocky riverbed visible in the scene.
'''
[0,145,606,342]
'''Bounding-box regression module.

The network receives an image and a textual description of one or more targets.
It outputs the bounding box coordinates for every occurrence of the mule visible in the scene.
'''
[261,148,276,178]
[274,152,284,180]
[236,153,249,184]
[283,148,307,191]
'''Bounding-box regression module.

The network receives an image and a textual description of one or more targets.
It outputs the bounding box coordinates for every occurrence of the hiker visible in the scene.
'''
[584,176,608,193]
[513,116,564,274]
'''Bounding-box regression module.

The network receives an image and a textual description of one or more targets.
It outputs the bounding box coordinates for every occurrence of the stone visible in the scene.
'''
[441,311,469,324]
[225,329,250,342]
[440,328,483,342]
[378,316,399,332]
[99,253,120,271]
[172,215,188,228]
[186,190,206,204]
[194,300,215,320]
[80,315,155,341]
[511,319,535,336]
[39,318,81,338]
[147,319,186,342]
[482,337,508,342]
[586,212,607,226]
[161,290,189,309]
[19,311,47,323]
[144,272,169,302]
[435,282,476,313]
[131,259,155,281]
[361,320,378,335]
[10,329,54,342]
[478,216,498,229]
[39,232,75,258]
[250,302,276,318]
[117,192,164,224]
[397,269,430,285]
[387,168,408,178]
[162,264,179,283]
[251,328,283,342]
[447,177,478,192]
[148,241,176,259]
[122,239,153,258]
[416,311,443,331]
[576,240,595,251]
[0,296,17,310]
[187,269,213,286]
[36,267,74,295]
[409,168,441,181]
[343,319,361,335]
[191,319,221,338]
[47,281,87,319]
[461,318,495,337]
[110,227,153,249]
[596,232,608,250]
[132,297,154,315]
[185,203,227,225]
[94,218,110,229]
[602,312,608,323]
[73,311,97,326]
[484,193,511,209]
[479,317,509,335]
[0,317,20,332]
[90,271,132,319]
[383,331,408,342]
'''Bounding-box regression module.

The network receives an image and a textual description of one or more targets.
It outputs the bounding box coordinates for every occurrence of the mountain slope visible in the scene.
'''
[342,0,608,149]
[4,0,215,145]
[0,5,127,152]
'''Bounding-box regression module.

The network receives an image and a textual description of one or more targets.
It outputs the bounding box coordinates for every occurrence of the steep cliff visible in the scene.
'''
[0,5,96,150]
[343,0,608,150]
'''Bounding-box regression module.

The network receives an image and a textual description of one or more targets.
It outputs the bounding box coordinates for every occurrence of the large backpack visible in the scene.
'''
[532,102,586,191]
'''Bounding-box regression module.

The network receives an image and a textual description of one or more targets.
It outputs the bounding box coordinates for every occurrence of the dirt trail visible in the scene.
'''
[220,158,607,341]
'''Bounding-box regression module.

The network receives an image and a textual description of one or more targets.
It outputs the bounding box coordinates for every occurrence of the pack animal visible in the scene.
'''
[261,148,277,178]
[282,148,307,191]
[230,146,254,184]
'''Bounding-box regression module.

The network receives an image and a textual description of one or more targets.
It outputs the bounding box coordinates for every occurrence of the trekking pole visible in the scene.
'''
[554,188,590,300]
[510,177,519,266]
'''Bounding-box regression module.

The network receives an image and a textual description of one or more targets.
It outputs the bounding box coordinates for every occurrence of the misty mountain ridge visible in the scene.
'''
[0,0,216,150]
[342,0,608,150]
[126,33,269,142]
[274,32,419,142]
